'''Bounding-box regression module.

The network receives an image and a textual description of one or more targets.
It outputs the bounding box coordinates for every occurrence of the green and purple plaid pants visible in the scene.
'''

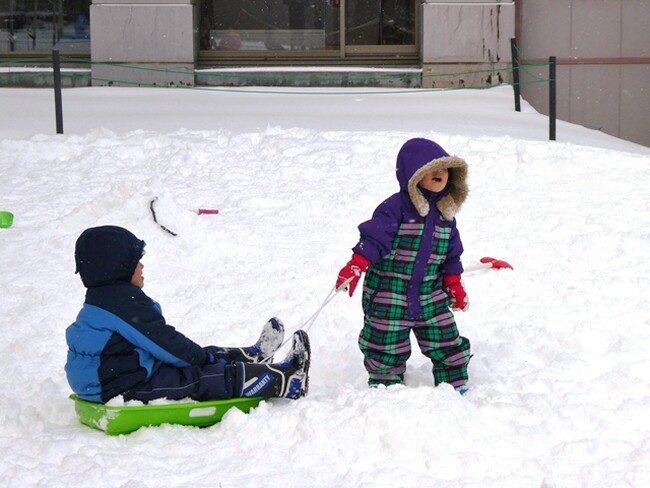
[358,222,471,389]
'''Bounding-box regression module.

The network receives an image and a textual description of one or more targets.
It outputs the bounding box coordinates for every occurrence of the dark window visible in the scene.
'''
[1,0,90,52]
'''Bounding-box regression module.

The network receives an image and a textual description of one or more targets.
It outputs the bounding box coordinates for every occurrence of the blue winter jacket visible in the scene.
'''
[65,226,208,403]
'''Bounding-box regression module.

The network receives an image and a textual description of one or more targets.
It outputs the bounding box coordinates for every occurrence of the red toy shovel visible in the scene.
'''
[464,256,513,274]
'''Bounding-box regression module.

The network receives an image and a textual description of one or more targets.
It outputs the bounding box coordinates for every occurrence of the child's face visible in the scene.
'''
[418,168,449,193]
[130,262,144,288]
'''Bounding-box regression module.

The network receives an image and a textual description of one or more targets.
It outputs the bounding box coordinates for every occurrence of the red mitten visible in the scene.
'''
[336,253,371,297]
[443,274,469,311]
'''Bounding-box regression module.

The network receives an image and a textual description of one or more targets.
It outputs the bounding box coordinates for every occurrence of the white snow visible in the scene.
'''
[1,84,649,487]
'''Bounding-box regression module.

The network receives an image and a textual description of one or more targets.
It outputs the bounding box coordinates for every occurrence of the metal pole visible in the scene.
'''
[52,50,64,134]
[549,56,556,141]
[339,0,345,59]
[510,38,521,112]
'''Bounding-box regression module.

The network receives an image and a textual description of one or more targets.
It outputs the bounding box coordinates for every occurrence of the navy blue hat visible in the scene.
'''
[75,226,146,288]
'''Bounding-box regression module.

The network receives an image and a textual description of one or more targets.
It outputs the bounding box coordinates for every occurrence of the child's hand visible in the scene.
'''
[336,253,371,297]
[443,274,469,312]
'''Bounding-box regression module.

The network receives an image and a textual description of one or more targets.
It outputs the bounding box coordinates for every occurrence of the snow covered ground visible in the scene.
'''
[1,85,649,487]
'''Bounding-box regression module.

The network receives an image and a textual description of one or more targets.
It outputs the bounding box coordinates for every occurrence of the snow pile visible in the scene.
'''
[0,86,649,487]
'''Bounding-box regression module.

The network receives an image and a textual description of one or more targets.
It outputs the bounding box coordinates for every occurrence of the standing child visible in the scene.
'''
[66,225,310,404]
[336,138,471,392]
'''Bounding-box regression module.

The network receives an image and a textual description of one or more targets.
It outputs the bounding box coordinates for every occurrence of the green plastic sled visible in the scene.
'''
[70,394,263,435]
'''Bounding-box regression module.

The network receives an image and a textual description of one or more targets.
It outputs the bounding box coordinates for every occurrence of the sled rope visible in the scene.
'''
[301,286,340,333]
[262,278,352,360]
[300,277,353,334]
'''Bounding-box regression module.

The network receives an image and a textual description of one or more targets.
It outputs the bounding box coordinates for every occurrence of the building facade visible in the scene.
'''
[515,0,650,148]
[1,0,648,146]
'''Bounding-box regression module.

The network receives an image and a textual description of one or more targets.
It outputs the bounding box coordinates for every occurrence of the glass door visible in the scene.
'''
[345,0,416,53]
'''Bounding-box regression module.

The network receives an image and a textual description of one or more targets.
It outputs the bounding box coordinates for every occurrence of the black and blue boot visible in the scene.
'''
[236,330,311,400]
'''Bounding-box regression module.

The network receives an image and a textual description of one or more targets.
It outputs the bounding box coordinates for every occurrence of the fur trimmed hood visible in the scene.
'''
[396,138,468,220]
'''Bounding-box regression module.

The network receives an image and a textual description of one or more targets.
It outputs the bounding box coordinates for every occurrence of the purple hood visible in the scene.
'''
[396,138,468,220]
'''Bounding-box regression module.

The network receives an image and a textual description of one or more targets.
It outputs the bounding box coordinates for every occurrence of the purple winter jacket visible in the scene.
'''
[352,138,469,319]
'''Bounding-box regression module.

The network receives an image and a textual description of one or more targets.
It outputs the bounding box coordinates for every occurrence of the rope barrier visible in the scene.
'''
[0,50,557,140]
[508,41,552,81]
[1,53,551,90]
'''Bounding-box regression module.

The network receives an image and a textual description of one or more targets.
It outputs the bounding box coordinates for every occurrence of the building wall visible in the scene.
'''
[90,0,197,86]
[79,0,649,147]
[420,0,515,88]
[517,0,650,147]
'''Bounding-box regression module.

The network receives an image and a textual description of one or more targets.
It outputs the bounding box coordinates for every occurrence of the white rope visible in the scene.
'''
[298,277,353,335]
[261,278,353,361]
[301,287,338,333]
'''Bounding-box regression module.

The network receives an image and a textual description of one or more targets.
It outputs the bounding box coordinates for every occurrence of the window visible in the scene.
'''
[0,0,90,53]
[346,0,414,46]
[199,0,415,54]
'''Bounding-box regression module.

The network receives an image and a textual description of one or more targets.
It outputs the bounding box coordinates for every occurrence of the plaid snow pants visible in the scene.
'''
[358,222,471,389]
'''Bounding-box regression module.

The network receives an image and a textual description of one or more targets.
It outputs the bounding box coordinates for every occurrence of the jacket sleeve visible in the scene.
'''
[439,220,464,276]
[86,284,209,367]
[352,194,402,263]
[123,300,208,367]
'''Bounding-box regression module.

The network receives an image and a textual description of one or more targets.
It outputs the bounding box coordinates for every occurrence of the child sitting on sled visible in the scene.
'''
[65,225,310,404]
[336,137,471,392]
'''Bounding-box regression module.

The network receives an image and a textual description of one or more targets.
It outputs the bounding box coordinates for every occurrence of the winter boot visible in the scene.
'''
[244,317,286,363]
[211,317,285,364]
[236,330,311,400]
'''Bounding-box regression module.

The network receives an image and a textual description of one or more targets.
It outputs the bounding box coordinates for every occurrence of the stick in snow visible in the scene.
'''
[149,198,178,237]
